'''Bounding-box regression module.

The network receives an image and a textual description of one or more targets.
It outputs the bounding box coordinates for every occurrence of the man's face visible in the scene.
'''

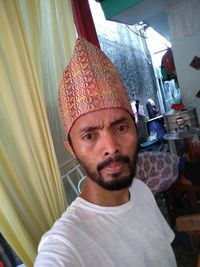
[67,108,138,191]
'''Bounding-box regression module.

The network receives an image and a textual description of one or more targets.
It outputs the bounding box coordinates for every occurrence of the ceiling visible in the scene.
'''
[99,0,185,41]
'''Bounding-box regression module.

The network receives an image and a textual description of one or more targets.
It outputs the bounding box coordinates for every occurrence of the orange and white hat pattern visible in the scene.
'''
[58,37,133,137]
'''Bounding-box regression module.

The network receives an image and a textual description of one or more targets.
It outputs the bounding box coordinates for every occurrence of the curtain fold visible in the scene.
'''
[0,1,76,265]
[71,0,100,47]
[19,0,76,165]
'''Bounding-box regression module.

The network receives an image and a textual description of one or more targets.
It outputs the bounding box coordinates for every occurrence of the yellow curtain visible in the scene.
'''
[19,0,76,165]
[0,0,76,266]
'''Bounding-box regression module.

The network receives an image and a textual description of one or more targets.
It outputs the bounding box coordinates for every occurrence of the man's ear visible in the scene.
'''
[64,141,76,158]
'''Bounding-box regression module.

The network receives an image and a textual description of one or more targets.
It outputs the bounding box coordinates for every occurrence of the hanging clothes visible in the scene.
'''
[161,48,177,81]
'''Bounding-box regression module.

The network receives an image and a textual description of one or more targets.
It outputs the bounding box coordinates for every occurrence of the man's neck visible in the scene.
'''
[79,178,130,207]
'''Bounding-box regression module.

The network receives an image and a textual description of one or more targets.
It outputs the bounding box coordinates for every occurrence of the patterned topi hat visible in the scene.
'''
[58,37,133,138]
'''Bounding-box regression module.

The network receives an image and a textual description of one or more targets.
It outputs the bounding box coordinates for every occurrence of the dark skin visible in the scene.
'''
[65,108,138,207]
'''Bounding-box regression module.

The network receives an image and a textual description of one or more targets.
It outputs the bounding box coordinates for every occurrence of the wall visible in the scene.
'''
[167,0,200,120]
[89,0,159,114]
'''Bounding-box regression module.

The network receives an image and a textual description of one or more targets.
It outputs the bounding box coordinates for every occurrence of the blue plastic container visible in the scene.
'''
[147,117,167,142]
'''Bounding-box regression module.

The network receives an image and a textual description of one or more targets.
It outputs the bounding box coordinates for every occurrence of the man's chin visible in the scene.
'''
[94,175,134,191]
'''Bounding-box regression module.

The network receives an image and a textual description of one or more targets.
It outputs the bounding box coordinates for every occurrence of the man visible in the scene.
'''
[34,38,177,266]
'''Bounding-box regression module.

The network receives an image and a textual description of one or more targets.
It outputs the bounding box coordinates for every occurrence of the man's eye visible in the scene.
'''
[82,133,93,140]
[116,124,128,132]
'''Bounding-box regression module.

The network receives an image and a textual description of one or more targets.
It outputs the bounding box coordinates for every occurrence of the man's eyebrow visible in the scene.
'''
[79,116,128,134]
[109,117,128,127]
[79,125,101,134]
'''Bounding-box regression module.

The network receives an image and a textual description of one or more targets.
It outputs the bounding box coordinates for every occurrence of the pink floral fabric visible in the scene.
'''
[136,151,179,195]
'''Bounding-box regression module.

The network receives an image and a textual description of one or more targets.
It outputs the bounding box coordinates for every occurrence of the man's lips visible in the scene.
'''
[97,155,130,172]
[103,162,125,173]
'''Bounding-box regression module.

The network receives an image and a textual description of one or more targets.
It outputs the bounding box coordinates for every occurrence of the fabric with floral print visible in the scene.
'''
[136,151,179,195]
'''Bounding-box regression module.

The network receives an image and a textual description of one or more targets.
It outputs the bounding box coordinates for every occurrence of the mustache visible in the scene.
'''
[97,155,130,172]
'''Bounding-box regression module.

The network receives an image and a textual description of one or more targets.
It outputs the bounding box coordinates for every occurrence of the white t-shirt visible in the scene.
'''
[34,179,177,267]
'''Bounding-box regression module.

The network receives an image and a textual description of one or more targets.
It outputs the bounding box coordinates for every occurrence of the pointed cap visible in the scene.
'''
[58,37,133,138]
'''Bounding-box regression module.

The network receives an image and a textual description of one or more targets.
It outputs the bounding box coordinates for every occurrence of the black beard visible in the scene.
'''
[76,150,138,191]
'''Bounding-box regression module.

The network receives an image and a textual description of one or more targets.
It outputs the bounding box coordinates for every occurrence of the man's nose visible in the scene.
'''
[102,132,119,157]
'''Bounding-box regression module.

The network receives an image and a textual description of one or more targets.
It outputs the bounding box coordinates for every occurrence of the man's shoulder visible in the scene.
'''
[35,202,83,266]
[130,178,157,205]
[131,178,150,192]
[40,198,85,246]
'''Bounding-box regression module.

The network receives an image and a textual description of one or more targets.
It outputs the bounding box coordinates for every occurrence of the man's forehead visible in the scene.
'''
[71,108,132,133]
